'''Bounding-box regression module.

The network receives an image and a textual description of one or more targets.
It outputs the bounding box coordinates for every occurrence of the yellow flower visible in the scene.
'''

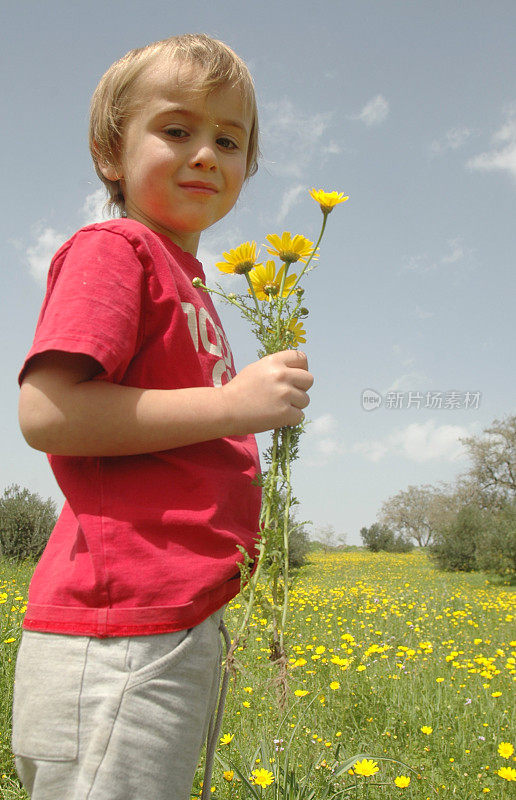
[3,638,15,644]
[330,681,340,690]
[491,691,502,697]
[294,689,309,697]
[251,768,275,787]
[288,318,306,346]
[223,770,234,781]
[220,733,234,745]
[247,261,297,300]
[216,241,261,275]
[394,775,411,788]
[265,232,316,263]
[353,759,379,777]
[420,726,433,735]
[309,188,349,214]
[497,766,516,781]
[498,742,515,759]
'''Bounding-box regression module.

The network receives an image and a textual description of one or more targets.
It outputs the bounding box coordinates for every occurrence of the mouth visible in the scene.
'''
[178,181,218,195]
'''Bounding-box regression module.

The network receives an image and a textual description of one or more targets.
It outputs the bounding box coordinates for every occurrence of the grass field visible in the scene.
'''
[1,551,514,799]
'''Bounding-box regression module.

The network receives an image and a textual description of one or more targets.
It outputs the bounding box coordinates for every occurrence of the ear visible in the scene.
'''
[92,139,122,181]
[98,161,122,182]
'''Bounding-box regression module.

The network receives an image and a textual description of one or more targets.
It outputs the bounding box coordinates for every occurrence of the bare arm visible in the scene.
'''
[18,350,313,457]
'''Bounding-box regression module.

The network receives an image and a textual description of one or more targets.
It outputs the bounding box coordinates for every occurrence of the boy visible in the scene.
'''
[12,34,313,800]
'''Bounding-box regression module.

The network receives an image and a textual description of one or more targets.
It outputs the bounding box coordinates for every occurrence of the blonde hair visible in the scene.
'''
[89,33,259,216]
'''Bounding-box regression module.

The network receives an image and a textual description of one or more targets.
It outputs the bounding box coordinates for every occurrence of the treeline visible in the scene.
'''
[360,415,516,577]
[0,484,57,562]
[2,415,514,577]
[0,481,314,569]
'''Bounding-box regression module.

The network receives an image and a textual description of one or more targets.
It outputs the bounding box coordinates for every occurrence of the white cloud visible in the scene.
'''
[277,184,305,223]
[353,94,389,127]
[309,413,337,436]
[401,236,472,274]
[431,127,472,155]
[81,188,109,226]
[23,188,112,286]
[383,371,430,394]
[441,236,465,264]
[25,225,68,285]
[353,420,470,463]
[303,413,343,463]
[414,305,434,319]
[389,420,468,462]
[322,141,343,155]
[352,439,388,462]
[260,99,333,178]
[467,110,516,180]
[391,344,416,367]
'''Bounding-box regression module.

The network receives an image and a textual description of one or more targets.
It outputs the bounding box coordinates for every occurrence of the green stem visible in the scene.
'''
[244,273,264,334]
[279,427,292,654]
[285,212,328,298]
[235,429,281,643]
[274,262,291,344]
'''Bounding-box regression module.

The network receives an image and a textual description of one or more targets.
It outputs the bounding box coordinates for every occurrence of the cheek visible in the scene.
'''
[227,161,247,194]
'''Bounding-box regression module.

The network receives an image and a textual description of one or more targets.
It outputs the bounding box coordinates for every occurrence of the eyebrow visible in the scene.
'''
[155,105,248,134]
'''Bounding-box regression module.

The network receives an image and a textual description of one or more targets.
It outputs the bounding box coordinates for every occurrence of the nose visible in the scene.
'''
[189,140,218,171]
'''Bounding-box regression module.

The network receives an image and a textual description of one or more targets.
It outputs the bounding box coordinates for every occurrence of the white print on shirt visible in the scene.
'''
[181,302,234,386]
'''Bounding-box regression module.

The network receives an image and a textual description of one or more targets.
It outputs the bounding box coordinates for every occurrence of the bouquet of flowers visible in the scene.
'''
[194,189,348,708]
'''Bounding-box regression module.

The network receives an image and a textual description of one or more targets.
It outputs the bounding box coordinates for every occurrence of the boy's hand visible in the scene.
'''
[221,350,314,435]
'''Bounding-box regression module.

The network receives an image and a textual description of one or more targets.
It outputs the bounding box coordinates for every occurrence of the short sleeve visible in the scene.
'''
[19,228,145,386]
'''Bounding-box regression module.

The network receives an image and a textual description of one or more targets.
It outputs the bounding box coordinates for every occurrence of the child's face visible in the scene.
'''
[105,60,251,255]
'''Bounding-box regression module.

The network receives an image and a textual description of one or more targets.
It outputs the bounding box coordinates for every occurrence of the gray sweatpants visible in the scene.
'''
[11,606,225,800]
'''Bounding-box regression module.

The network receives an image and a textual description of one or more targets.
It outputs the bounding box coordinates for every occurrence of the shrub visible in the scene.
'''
[360,523,413,553]
[289,521,310,568]
[475,502,516,577]
[429,505,483,572]
[0,484,57,562]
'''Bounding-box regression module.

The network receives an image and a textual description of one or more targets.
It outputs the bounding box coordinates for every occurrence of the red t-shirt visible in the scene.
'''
[19,218,261,637]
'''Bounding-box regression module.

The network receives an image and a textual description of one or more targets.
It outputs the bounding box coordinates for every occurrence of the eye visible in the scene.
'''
[217,136,239,151]
[164,127,188,139]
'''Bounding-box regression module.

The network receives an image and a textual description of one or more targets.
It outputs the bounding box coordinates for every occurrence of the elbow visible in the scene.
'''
[18,382,62,453]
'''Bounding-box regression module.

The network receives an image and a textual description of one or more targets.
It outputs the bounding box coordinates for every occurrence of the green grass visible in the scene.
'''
[1,552,514,799]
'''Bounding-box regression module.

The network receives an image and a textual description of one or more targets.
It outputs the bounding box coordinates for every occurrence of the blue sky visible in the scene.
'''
[2,0,515,544]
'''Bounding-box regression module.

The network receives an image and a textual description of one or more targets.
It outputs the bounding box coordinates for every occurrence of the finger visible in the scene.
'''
[291,389,310,409]
[290,369,314,390]
[277,349,308,370]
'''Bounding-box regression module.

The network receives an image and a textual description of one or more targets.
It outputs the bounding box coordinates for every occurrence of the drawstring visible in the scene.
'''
[200,618,232,800]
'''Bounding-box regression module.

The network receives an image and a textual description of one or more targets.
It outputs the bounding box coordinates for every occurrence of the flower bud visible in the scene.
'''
[192,277,203,288]
[228,293,237,300]
[298,307,309,317]
[295,287,304,297]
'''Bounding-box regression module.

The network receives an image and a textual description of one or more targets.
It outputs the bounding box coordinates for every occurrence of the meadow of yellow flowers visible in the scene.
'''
[1,550,514,799]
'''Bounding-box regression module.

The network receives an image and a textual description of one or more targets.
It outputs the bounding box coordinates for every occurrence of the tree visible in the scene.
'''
[475,502,516,577]
[360,523,412,553]
[288,513,311,568]
[460,416,516,509]
[316,524,336,552]
[0,484,57,562]
[379,484,460,547]
[429,505,483,572]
